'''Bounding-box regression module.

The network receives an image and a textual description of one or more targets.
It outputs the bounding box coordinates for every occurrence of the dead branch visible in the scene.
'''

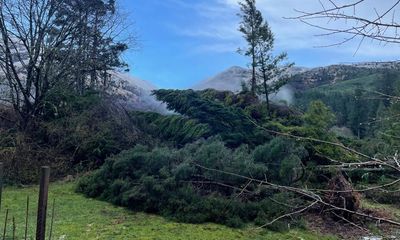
[332,212,369,232]
[258,200,319,228]
[292,0,400,46]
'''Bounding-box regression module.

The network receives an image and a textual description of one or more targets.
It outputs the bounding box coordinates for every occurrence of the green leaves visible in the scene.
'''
[303,101,336,131]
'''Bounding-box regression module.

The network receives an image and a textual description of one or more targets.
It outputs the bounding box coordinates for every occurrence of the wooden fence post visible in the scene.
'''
[0,162,3,212]
[36,166,50,240]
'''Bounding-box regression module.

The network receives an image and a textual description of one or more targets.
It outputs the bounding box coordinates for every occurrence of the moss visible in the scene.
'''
[0,182,337,239]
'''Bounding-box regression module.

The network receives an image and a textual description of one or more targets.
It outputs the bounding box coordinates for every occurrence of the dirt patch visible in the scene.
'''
[305,213,367,240]
[304,203,400,240]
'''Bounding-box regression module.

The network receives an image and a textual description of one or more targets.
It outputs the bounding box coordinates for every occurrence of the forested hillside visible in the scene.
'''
[294,67,400,139]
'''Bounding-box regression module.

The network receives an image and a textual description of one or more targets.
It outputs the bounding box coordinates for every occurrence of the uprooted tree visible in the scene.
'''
[78,88,400,230]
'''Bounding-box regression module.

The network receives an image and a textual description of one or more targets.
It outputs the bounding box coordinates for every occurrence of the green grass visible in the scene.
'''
[312,73,381,93]
[0,182,337,240]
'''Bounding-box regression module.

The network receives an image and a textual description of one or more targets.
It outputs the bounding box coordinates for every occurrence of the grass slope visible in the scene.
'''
[307,73,381,94]
[0,182,337,240]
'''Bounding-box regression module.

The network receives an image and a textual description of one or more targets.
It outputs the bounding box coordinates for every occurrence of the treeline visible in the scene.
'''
[295,71,400,138]
[0,0,130,127]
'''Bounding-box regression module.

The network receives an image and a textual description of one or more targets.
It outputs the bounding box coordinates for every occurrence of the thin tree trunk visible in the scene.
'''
[90,12,99,88]
[251,48,256,95]
[262,71,270,117]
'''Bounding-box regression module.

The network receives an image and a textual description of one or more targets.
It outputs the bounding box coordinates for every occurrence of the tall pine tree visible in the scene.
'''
[238,0,292,116]
[238,0,263,95]
[256,21,292,116]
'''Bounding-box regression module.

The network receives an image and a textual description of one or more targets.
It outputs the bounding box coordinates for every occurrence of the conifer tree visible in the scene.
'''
[238,0,263,95]
[238,0,292,116]
[256,21,292,116]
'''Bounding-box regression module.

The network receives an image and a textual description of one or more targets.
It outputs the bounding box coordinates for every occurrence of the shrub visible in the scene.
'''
[253,137,307,184]
[77,138,310,227]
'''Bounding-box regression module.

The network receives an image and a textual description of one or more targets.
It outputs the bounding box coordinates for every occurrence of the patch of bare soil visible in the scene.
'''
[304,205,400,240]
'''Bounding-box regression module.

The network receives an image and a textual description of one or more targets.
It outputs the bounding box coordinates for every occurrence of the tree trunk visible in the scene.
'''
[262,72,270,118]
[90,12,99,88]
[251,48,256,95]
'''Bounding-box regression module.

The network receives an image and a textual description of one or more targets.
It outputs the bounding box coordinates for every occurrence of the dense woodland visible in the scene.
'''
[0,0,399,238]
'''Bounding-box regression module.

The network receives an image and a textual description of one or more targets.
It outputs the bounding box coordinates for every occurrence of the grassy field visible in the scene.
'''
[0,182,337,240]
[303,73,381,95]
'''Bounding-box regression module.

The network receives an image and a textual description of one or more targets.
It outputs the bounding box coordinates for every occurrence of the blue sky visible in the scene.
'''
[120,0,400,89]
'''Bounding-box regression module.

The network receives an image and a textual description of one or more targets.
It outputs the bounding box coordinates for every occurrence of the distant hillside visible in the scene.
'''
[109,72,167,113]
[192,63,391,93]
[294,69,400,138]
[193,66,308,92]
[190,62,400,138]
[192,66,251,92]
[193,62,400,94]
[192,66,308,104]
[290,62,400,91]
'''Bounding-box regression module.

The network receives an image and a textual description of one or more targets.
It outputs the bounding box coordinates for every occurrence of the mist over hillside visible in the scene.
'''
[185,62,400,108]
[110,72,167,113]
[192,66,307,104]
[0,69,168,113]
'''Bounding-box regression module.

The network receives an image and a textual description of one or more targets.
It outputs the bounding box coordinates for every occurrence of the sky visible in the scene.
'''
[120,0,400,89]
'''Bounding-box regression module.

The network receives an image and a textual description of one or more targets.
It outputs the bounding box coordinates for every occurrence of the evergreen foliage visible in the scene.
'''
[130,111,212,147]
[295,71,400,138]
[238,0,263,94]
[237,0,292,115]
[300,101,352,163]
[77,138,309,228]
[153,89,269,147]
[0,0,130,127]
[255,19,292,117]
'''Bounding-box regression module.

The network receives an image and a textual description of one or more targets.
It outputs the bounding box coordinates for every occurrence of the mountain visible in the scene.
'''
[112,72,156,91]
[192,66,308,92]
[193,62,400,94]
[192,66,251,92]
[292,62,400,138]
[290,61,400,91]
[191,66,308,104]
[109,72,167,113]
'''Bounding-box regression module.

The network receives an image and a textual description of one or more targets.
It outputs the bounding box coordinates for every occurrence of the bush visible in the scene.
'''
[253,137,307,184]
[77,138,310,227]
[0,127,70,184]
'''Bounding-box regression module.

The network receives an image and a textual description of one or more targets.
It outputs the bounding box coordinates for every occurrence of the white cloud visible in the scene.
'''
[168,0,400,59]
